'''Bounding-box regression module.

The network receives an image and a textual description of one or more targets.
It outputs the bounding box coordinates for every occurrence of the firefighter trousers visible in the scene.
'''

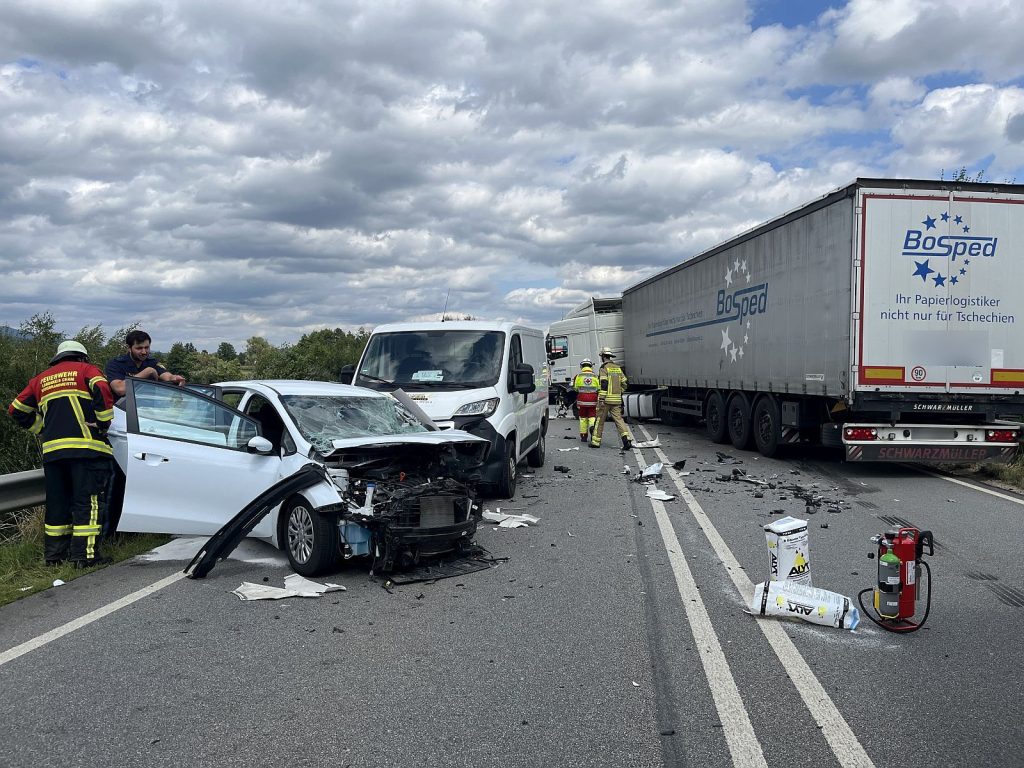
[592,401,632,446]
[42,457,111,564]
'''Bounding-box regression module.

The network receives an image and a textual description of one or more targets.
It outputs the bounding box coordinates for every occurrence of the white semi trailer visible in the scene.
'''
[622,178,1024,463]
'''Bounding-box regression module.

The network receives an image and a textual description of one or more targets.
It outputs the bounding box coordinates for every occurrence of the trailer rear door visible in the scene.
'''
[855,187,1024,395]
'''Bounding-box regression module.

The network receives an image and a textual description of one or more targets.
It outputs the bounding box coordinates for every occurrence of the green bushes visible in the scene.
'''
[1,314,369,474]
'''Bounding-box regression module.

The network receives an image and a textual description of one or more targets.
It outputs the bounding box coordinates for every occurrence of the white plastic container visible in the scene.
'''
[764,516,811,586]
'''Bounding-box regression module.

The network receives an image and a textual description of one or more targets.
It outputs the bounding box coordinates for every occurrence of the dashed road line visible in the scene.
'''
[633,424,876,768]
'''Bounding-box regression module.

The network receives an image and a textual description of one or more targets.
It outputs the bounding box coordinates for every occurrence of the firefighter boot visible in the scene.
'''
[621,435,632,451]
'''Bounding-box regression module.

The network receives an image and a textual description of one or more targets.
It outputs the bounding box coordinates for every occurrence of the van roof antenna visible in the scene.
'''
[441,288,451,322]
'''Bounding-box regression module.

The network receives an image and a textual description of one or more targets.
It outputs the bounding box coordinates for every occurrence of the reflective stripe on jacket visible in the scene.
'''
[8,361,115,462]
[573,368,600,405]
[599,362,627,403]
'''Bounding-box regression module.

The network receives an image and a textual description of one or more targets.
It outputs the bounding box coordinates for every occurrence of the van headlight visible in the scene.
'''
[454,398,499,417]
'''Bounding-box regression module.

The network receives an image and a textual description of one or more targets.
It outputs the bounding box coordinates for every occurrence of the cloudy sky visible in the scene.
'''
[2,0,1023,351]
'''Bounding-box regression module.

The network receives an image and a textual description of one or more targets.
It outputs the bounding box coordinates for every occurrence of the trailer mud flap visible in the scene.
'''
[185,464,328,579]
[846,444,1018,463]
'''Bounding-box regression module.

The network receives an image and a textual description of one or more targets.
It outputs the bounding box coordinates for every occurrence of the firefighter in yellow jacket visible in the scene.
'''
[591,347,633,450]
[8,340,115,567]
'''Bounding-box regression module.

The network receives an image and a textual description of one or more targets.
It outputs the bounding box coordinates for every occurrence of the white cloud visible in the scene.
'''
[0,0,1022,349]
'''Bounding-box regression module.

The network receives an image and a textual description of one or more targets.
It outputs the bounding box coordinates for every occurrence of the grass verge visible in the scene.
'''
[0,506,170,608]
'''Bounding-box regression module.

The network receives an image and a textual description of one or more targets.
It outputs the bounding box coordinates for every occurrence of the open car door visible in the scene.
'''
[115,379,284,535]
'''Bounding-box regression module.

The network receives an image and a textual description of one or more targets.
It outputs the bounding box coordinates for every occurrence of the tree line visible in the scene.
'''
[0,313,369,473]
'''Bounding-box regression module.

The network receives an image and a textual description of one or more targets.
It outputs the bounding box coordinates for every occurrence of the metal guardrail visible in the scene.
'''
[0,469,46,514]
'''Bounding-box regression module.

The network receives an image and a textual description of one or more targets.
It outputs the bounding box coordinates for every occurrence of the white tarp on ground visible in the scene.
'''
[232,575,347,601]
[483,510,540,528]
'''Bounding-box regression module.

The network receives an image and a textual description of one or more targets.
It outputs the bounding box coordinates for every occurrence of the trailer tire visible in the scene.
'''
[752,396,781,458]
[727,394,754,450]
[705,392,729,444]
[659,401,684,427]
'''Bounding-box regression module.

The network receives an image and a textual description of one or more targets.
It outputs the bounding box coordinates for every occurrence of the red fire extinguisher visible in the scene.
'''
[858,526,934,633]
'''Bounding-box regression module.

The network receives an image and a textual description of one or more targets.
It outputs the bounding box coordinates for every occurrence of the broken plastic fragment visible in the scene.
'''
[483,510,540,527]
[631,438,661,449]
[283,574,347,595]
[52,579,65,587]
[646,488,675,501]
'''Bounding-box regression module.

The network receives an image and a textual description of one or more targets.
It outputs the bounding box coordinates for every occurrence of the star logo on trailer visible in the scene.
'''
[715,259,767,364]
[901,209,998,290]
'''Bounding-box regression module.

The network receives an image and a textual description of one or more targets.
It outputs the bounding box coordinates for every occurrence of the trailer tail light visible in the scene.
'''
[845,427,878,441]
[986,429,1018,443]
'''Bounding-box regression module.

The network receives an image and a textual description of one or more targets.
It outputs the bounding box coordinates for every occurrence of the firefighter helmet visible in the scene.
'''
[580,358,593,368]
[599,346,615,358]
[50,340,90,364]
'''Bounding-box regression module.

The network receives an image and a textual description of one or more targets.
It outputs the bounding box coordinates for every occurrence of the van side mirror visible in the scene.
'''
[510,363,536,394]
[340,364,355,385]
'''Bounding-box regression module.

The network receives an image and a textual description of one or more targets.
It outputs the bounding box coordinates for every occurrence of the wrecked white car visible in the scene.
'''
[107,379,490,576]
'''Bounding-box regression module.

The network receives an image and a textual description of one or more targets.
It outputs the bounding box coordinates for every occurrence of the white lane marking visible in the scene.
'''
[647,496,768,766]
[634,425,875,768]
[0,571,186,668]
[912,467,1024,506]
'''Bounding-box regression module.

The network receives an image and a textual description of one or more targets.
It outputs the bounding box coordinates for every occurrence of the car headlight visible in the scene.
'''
[454,398,499,417]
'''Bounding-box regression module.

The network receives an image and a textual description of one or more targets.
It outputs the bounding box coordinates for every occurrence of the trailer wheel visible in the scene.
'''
[727,394,753,450]
[705,392,729,444]
[752,396,781,458]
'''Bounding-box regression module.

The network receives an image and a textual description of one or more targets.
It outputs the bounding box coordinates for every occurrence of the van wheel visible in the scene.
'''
[527,431,546,468]
[281,497,339,576]
[705,392,728,444]
[727,394,753,450]
[753,397,781,458]
[496,441,517,499]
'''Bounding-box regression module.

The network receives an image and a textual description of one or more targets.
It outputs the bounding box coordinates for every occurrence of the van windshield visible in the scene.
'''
[356,330,505,390]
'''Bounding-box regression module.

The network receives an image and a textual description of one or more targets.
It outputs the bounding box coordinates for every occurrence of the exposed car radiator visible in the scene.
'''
[392,493,471,528]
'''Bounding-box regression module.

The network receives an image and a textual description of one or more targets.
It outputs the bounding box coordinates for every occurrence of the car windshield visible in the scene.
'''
[279,394,428,453]
[355,330,505,389]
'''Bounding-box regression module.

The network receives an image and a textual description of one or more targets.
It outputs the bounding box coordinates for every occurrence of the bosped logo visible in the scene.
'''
[902,209,996,290]
[715,259,768,363]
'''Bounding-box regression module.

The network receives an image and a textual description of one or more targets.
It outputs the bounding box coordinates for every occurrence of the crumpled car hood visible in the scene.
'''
[324,429,488,456]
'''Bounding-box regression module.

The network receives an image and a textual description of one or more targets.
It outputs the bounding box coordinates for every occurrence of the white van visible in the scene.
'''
[343,321,549,498]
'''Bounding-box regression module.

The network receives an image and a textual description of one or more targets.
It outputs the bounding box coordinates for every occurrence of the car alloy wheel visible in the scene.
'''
[287,502,315,564]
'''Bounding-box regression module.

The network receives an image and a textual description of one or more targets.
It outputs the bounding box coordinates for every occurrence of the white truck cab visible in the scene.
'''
[545,297,624,403]
[344,321,549,498]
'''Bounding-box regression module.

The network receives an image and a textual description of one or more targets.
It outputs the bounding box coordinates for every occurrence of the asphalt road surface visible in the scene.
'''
[2,410,1023,767]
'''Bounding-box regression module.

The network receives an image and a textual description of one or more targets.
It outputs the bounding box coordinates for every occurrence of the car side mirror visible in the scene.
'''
[247,435,275,455]
[510,363,536,394]
[339,364,355,385]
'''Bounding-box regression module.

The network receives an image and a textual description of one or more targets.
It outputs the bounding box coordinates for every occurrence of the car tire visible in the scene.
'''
[753,396,781,458]
[496,440,518,499]
[526,430,546,468]
[705,391,729,444]
[281,496,339,577]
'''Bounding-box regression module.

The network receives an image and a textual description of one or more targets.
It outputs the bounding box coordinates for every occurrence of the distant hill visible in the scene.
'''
[0,325,33,340]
